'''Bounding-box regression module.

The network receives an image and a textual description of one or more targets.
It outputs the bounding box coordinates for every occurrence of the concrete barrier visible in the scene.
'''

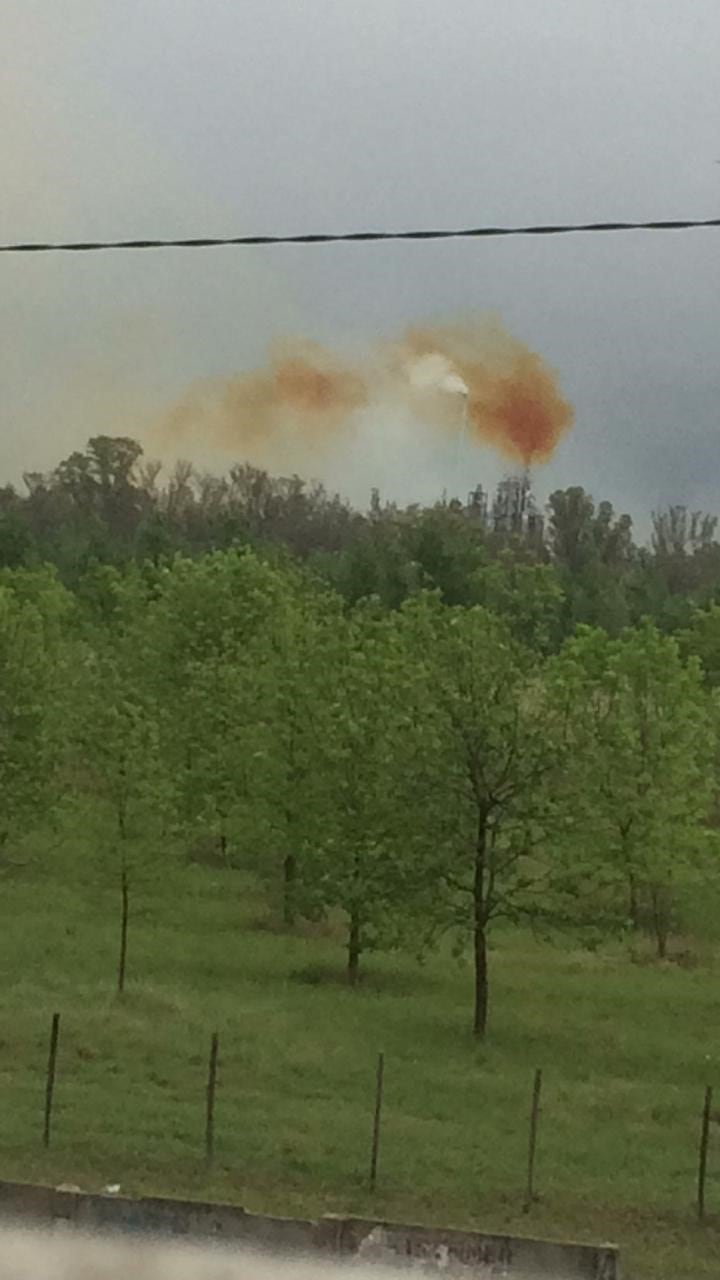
[0,1178,619,1278]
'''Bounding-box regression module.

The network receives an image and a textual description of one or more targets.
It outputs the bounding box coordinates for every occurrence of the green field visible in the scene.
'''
[2,832,720,1280]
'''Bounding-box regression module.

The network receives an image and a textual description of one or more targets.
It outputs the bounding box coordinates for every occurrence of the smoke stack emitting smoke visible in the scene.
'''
[155,319,573,473]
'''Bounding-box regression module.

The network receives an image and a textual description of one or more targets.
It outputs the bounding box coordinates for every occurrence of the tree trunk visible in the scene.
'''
[474,922,488,1037]
[347,908,361,987]
[473,814,489,1038]
[650,885,670,960]
[627,869,640,931]
[283,853,297,927]
[117,864,129,996]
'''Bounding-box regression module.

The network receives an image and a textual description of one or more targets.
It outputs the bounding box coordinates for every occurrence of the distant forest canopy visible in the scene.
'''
[1,434,719,635]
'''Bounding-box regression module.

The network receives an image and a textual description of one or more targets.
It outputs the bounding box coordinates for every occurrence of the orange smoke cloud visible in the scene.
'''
[155,340,367,456]
[398,322,574,466]
[154,321,573,468]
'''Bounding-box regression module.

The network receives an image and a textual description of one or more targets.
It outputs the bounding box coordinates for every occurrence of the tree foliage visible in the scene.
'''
[386,597,573,1034]
[3,438,720,1031]
[0,587,58,850]
[551,624,716,956]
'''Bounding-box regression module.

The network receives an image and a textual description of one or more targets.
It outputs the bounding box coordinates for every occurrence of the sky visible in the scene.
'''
[2,0,720,530]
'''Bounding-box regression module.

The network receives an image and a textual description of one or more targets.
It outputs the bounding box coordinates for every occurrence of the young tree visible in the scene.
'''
[69,635,169,992]
[300,604,438,984]
[167,644,278,873]
[262,587,344,925]
[135,549,302,885]
[392,595,568,1037]
[0,586,60,851]
[551,623,717,957]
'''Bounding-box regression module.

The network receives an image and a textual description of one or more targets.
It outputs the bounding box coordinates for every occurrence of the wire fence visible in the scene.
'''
[25,1011,716,1224]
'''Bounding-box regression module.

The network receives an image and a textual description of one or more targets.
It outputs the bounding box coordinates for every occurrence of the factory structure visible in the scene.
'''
[466,472,544,539]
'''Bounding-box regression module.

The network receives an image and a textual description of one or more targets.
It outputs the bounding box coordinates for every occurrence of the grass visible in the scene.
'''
[1,833,720,1279]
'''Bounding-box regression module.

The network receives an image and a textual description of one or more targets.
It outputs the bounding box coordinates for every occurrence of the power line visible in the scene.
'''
[2,216,720,253]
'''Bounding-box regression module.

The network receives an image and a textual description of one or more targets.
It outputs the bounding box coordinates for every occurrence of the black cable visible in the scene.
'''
[2,216,720,253]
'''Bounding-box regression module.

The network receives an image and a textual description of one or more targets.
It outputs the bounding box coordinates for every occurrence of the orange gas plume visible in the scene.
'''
[155,339,368,457]
[154,320,573,468]
[396,322,574,466]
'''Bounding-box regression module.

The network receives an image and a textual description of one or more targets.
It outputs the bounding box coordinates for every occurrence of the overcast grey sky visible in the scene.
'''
[3,0,720,526]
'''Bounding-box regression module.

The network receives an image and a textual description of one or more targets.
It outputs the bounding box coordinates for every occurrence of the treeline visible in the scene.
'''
[4,519,720,1035]
[4,436,720,639]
